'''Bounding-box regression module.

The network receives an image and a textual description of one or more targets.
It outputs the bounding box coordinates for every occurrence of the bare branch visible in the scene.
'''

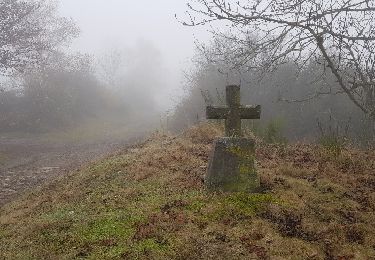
[183,0,375,119]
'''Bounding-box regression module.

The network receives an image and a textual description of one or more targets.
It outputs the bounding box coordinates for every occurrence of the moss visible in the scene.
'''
[226,193,276,214]
[203,193,276,221]
[132,238,171,258]
[88,245,129,260]
[221,176,260,192]
[1,124,375,259]
[228,146,254,160]
[207,143,258,192]
[185,199,206,213]
[77,215,135,243]
[239,163,255,175]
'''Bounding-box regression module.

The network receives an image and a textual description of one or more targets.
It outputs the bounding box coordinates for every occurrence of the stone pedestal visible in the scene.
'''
[206,137,260,192]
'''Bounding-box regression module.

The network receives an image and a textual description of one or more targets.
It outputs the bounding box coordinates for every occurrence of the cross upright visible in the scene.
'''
[206,85,261,137]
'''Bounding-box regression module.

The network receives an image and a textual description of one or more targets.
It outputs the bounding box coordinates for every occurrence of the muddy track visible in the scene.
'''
[0,137,136,207]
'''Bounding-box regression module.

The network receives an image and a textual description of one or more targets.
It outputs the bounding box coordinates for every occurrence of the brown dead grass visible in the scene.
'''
[0,123,374,259]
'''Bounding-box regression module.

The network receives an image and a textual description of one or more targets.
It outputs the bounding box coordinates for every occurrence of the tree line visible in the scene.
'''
[170,0,375,145]
[0,0,163,133]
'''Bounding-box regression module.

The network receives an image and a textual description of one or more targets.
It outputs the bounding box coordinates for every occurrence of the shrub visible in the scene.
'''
[317,116,348,158]
[245,118,287,144]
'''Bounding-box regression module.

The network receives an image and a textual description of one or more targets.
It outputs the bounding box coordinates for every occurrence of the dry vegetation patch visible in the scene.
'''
[0,124,374,259]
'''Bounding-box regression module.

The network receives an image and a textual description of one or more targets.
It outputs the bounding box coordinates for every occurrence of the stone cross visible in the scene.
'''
[206,85,261,136]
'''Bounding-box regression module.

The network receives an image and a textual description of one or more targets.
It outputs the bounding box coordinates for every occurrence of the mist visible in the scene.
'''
[0,0,374,145]
[1,1,375,256]
[58,0,209,111]
[0,0,206,136]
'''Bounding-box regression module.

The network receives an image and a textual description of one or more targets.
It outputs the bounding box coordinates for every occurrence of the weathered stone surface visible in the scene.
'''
[206,137,260,192]
[205,85,261,192]
[206,85,261,137]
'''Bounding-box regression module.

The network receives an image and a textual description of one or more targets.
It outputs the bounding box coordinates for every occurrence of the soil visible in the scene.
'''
[0,136,136,207]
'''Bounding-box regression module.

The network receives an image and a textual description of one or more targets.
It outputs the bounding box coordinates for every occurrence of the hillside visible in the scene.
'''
[0,124,374,259]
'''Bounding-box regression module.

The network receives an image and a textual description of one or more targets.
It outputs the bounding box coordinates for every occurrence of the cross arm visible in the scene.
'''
[240,105,261,119]
[206,106,229,119]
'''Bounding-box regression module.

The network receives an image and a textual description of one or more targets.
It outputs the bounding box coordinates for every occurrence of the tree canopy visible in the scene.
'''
[184,0,375,118]
[0,0,79,76]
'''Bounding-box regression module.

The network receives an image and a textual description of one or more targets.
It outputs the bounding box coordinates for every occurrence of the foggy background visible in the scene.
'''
[0,0,209,138]
[0,0,374,146]
[58,0,209,110]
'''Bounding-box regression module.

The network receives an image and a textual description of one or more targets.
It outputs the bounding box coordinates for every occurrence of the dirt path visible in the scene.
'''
[0,136,136,207]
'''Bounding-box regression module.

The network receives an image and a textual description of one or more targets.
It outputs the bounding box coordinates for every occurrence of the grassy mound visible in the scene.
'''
[1,124,374,259]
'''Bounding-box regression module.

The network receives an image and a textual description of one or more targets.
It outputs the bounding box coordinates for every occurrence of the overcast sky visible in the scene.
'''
[58,0,210,110]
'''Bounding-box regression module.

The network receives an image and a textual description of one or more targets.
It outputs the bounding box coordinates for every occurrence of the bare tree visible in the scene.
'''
[0,0,79,76]
[183,0,375,119]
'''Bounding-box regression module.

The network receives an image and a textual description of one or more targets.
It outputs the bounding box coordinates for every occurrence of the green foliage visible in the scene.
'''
[246,118,287,144]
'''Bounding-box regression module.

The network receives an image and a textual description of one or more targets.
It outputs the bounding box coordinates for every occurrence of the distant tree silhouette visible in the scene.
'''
[0,0,78,76]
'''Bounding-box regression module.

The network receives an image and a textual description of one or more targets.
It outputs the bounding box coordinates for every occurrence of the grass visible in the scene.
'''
[318,134,347,159]
[0,123,375,259]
